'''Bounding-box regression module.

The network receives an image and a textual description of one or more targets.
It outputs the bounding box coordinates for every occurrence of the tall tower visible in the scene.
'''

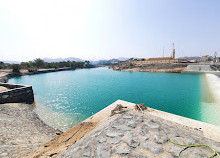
[172,43,175,59]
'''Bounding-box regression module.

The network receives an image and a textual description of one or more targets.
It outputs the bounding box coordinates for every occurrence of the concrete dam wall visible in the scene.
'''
[187,65,218,72]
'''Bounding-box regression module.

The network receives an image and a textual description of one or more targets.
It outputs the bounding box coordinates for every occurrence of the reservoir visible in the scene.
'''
[9,67,220,131]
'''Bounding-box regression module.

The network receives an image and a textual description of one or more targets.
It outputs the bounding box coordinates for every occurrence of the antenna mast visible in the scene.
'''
[163,47,164,57]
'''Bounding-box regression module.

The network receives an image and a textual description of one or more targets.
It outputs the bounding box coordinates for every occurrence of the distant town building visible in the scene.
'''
[201,55,213,62]
[143,43,192,63]
[146,44,175,62]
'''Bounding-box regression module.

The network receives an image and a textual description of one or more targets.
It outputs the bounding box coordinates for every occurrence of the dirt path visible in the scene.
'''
[27,122,98,158]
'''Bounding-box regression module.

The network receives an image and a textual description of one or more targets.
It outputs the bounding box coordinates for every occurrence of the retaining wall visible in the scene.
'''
[0,83,34,104]
[187,65,216,71]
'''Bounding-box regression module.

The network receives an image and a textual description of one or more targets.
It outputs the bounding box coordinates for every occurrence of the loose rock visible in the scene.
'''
[114,144,131,156]
[143,142,164,154]
[106,131,124,138]
[127,120,137,128]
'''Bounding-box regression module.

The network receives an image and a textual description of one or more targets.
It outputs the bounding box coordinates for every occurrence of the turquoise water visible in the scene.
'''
[8,67,218,131]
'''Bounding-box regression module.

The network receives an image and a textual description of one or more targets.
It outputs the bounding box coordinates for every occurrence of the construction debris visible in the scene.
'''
[110,104,127,116]
[135,103,147,111]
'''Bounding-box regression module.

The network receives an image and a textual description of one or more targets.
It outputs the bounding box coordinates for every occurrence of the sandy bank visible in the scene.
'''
[0,103,62,158]
[0,86,8,92]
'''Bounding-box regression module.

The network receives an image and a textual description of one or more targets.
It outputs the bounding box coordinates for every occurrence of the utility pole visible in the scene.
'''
[172,43,175,59]
[163,47,164,57]
[214,51,217,62]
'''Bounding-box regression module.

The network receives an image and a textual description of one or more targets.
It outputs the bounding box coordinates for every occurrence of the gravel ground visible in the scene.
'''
[58,110,220,158]
[0,103,62,158]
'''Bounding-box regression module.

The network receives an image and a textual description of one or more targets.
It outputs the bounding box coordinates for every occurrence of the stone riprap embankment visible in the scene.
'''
[58,110,220,158]
[0,103,62,158]
[0,83,34,104]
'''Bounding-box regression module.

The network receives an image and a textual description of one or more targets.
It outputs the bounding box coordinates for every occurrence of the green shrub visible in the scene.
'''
[34,58,45,68]
[12,64,21,73]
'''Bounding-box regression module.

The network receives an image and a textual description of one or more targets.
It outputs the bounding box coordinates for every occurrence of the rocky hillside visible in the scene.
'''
[111,61,188,73]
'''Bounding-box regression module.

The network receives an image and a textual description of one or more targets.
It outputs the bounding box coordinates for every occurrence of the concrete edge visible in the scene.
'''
[148,106,220,142]
[83,99,136,123]
[0,82,32,88]
[181,71,220,74]
[0,86,31,93]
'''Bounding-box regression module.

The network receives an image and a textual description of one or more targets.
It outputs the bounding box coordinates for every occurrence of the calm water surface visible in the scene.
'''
[9,67,219,131]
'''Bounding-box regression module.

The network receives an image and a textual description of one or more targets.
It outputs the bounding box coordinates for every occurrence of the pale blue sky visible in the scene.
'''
[0,0,220,61]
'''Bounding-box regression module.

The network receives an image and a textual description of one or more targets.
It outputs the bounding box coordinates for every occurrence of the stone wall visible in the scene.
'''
[0,83,34,104]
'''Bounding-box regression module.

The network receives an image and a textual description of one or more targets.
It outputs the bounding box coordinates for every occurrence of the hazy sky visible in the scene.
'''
[0,0,220,61]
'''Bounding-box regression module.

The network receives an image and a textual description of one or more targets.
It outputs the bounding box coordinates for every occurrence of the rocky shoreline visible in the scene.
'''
[0,67,78,83]
[111,62,188,73]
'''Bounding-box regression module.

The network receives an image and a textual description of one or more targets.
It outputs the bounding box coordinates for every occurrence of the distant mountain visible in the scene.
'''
[1,60,21,64]
[90,59,122,65]
[90,57,131,65]
[178,56,201,60]
[90,60,110,65]
[1,57,132,65]
[42,57,84,63]
[90,60,116,65]
[117,57,129,61]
